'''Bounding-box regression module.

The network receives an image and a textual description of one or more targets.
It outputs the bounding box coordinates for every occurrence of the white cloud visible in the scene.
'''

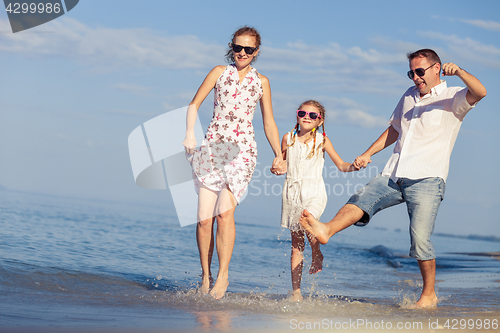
[0,17,411,95]
[258,45,409,96]
[16,19,499,104]
[460,19,500,32]
[260,41,406,73]
[336,109,388,128]
[103,109,159,117]
[417,31,500,68]
[271,93,388,129]
[370,36,422,55]
[52,133,95,147]
[112,83,151,96]
[0,18,222,69]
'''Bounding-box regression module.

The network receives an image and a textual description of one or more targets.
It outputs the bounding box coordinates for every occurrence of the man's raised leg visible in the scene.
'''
[300,204,365,245]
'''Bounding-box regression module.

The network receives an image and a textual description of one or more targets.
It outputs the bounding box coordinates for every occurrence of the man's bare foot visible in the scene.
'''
[408,294,438,309]
[210,277,229,300]
[198,276,212,295]
[310,251,323,274]
[290,289,303,302]
[300,209,330,245]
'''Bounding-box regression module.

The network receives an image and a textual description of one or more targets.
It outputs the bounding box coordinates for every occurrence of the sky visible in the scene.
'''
[0,0,499,237]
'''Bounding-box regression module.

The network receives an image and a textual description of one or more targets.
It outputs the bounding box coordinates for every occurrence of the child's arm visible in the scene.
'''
[271,133,288,175]
[281,133,288,162]
[323,137,357,172]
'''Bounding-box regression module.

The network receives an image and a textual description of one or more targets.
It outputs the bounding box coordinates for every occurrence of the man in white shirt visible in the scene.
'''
[300,49,487,309]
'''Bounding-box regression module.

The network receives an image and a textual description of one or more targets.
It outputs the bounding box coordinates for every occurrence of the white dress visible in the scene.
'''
[188,64,263,203]
[281,131,327,231]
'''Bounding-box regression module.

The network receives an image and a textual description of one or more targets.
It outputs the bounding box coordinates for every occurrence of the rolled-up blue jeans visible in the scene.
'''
[347,174,445,260]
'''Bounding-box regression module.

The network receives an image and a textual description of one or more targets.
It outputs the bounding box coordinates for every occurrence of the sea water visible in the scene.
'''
[0,189,499,331]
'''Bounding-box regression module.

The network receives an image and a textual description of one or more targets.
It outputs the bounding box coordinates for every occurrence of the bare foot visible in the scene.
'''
[300,209,330,245]
[198,276,212,295]
[408,294,438,309]
[290,289,303,302]
[310,251,323,274]
[210,277,229,300]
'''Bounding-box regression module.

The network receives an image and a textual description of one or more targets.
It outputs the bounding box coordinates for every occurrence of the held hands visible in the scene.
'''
[271,155,286,175]
[442,63,462,77]
[183,132,196,155]
[353,154,371,170]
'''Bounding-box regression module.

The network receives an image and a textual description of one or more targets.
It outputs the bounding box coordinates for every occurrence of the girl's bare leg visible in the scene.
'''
[306,231,323,274]
[210,187,237,300]
[290,230,305,301]
[197,185,219,294]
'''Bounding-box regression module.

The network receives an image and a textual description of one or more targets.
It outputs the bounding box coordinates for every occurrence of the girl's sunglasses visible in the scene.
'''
[297,110,322,120]
[407,63,437,80]
[230,43,258,55]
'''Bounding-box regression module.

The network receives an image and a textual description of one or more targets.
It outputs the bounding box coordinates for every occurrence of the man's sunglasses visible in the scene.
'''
[297,110,322,120]
[407,63,437,80]
[230,43,258,55]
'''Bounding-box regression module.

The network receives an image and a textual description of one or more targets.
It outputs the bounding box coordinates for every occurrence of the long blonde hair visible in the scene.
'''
[287,100,326,159]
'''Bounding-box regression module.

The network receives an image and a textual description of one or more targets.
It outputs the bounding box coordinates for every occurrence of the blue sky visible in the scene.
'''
[0,0,499,236]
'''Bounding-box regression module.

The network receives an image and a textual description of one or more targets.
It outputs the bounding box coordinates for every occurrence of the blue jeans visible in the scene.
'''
[347,175,445,260]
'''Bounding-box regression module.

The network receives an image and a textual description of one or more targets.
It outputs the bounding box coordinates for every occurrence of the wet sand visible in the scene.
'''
[1,311,499,333]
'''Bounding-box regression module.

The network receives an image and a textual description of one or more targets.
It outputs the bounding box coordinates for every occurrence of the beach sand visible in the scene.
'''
[1,311,499,333]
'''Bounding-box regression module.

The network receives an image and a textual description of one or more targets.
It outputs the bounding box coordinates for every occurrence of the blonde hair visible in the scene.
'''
[287,100,326,158]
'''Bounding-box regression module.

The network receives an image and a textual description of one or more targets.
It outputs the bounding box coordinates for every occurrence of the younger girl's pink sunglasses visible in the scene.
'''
[297,109,322,120]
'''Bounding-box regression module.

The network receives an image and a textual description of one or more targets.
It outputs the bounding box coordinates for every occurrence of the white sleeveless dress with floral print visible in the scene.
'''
[188,64,263,203]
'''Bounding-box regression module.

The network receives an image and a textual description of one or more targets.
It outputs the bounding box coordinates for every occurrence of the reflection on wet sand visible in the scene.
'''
[194,310,232,331]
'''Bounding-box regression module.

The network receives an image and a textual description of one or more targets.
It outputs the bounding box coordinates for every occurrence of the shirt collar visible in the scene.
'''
[415,80,447,101]
[432,80,447,95]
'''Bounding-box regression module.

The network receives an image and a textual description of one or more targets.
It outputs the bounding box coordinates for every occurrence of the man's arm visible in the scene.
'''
[354,125,399,169]
[442,63,487,105]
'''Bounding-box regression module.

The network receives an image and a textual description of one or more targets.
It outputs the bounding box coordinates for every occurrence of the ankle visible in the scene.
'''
[216,273,229,281]
[421,292,437,299]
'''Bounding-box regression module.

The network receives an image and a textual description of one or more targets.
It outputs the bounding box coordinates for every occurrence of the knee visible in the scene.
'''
[409,231,435,260]
[197,217,214,229]
[198,208,215,223]
[216,209,234,223]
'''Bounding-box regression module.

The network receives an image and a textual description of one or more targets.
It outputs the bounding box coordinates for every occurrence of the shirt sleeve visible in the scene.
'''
[388,93,406,133]
[452,87,475,121]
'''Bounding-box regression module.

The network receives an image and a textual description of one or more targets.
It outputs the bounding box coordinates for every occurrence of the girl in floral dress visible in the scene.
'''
[280,100,356,301]
[183,27,284,299]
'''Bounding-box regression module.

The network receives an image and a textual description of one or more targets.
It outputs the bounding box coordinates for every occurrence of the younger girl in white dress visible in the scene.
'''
[280,100,356,301]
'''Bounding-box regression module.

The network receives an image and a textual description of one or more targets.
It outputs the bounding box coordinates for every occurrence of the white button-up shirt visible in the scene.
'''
[382,81,475,183]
